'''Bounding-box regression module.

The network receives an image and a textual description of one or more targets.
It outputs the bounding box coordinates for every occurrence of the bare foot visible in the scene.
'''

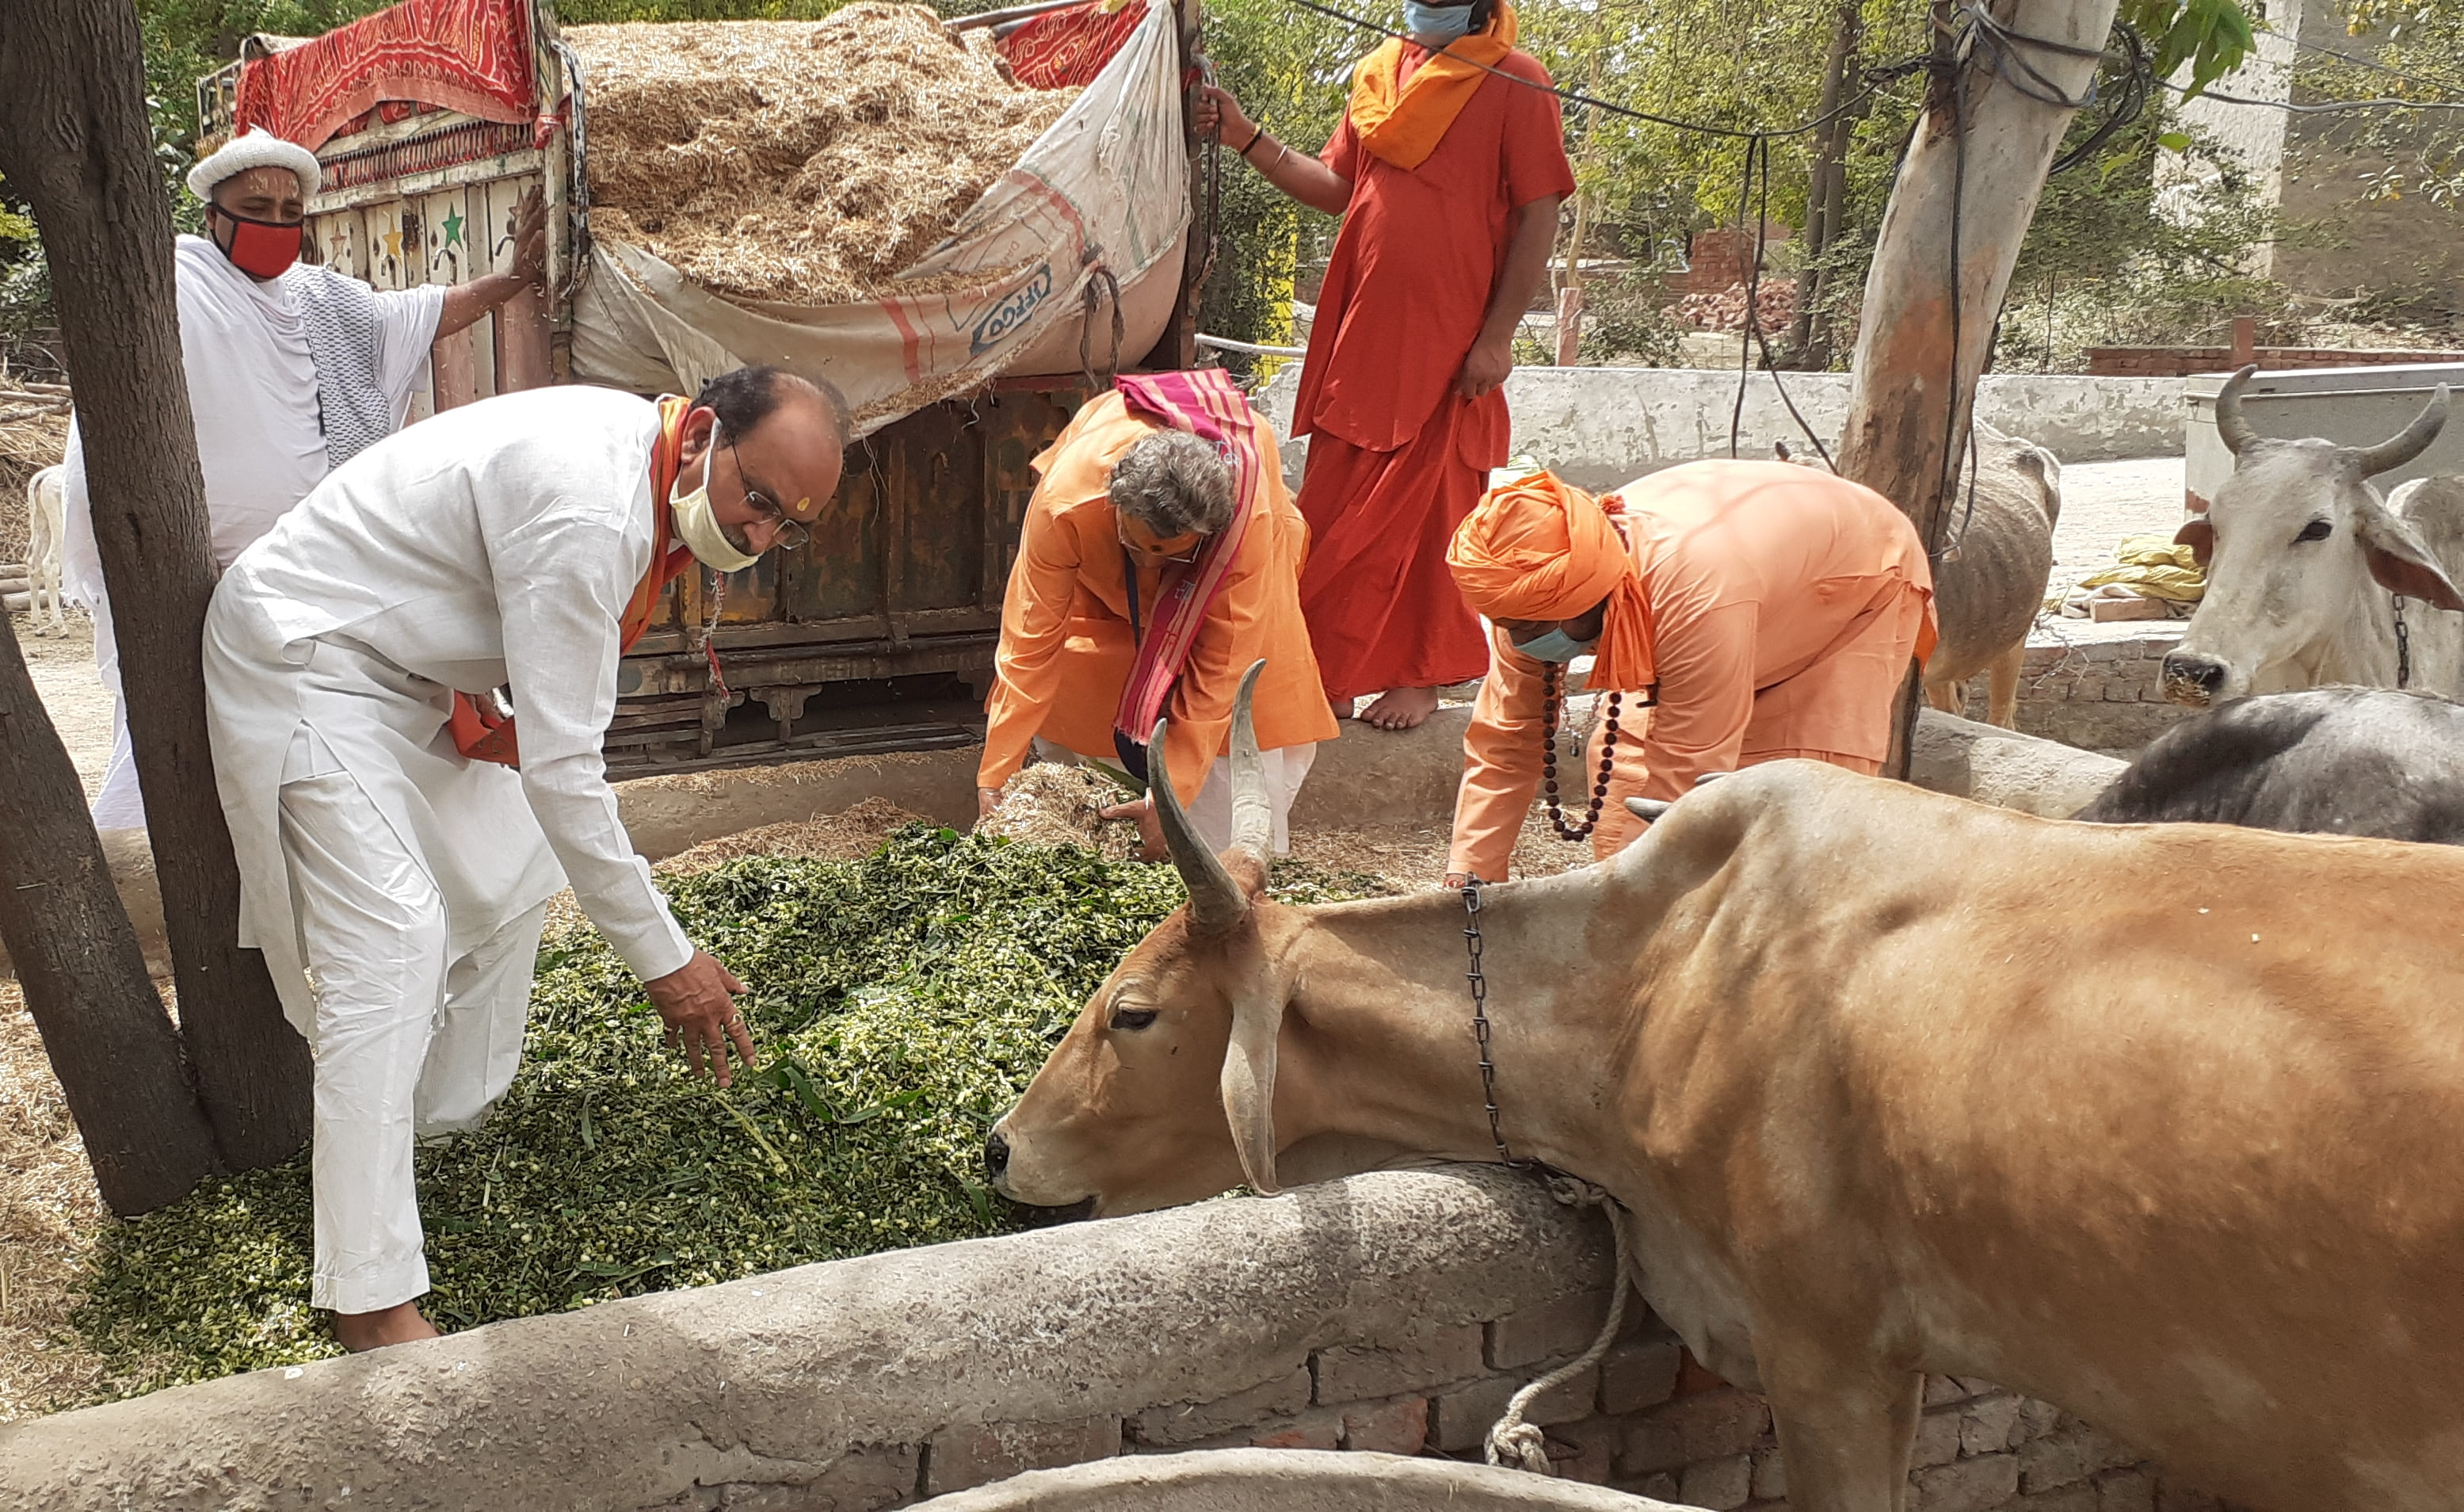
[1357,686,1440,731]
[331,1300,442,1352]
[1329,695,1357,722]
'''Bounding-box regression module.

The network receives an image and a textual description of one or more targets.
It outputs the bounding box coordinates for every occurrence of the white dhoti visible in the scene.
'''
[208,612,566,1315]
[280,736,545,1312]
[1032,738,1318,854]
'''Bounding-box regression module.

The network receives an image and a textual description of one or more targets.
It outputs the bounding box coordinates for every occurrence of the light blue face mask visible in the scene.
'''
[1402,0,1477,43]
[1513,627,1596,664]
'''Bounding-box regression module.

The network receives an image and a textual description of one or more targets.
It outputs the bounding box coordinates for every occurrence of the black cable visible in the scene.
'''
[1281,0,1928,141]
[2290,36,2464,101]
[1934,49,1967,565]
[1729,132,1759,459]
[2046,22,2147,176]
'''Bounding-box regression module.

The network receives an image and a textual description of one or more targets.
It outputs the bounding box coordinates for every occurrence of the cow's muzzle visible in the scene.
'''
[2160,650,2228,707]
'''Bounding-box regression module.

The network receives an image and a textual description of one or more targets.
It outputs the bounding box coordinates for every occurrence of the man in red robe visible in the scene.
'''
[1200,0,1571,730]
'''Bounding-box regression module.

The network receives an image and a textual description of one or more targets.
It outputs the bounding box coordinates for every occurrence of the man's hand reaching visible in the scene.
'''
[644,949,757,1086]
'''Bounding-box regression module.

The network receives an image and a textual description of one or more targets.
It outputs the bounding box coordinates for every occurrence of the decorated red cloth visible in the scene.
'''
[235,0,537,153]
[1108,369,1266,774]
[1291,42,1574,701]
[997,0,1149,90]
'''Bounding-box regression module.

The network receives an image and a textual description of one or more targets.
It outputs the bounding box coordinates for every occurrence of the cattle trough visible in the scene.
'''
[912,1449,1693,1510]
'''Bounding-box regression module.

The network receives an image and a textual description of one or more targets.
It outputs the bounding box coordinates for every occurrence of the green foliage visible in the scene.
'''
[2126,0,2260,96]
[1192,0,1357,364]
[67,829,1387,1401]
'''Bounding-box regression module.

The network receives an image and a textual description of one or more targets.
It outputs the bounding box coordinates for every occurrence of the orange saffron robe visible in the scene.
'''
[1449,460,1936,880]
[979,391,1340,805]
[1292,46,1576,701]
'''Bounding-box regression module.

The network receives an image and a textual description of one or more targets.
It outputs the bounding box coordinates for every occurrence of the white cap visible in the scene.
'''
[186,126,321,203]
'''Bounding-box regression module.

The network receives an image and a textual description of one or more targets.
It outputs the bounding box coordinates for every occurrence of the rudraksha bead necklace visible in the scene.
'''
[1539,661,1621,842]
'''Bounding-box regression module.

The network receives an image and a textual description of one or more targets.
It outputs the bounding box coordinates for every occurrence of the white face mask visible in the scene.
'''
[670,422,763,574]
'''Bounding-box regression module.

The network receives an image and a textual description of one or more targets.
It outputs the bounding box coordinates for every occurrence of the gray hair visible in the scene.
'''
[1109,429,1235,539]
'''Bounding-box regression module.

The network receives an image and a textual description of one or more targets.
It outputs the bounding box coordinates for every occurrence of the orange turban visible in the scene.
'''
[1448,470,1656,693]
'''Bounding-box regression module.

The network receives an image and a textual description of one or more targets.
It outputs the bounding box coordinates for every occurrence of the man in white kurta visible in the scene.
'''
[63,127,544,828]
[205,370,845,1349]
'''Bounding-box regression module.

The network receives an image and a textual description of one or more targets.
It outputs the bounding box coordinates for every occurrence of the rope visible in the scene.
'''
[1485,1174,1632,1474]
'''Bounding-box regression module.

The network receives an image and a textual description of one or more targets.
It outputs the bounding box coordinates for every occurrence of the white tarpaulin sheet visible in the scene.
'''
[568,0,1190,436]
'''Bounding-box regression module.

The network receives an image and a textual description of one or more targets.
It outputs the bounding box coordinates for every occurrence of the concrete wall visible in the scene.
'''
[1257,368,2184,492]
[1970,625,2190,758]
[0,1166,2215,1512]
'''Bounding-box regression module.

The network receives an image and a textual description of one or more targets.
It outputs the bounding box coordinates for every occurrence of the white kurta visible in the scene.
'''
[204,384,696,1312]
[63,235,443,829]
[206,383,696,1005]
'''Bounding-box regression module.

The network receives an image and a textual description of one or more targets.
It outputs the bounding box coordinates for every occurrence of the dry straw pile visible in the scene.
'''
[0,381,70,565]
[569,3,1075,306]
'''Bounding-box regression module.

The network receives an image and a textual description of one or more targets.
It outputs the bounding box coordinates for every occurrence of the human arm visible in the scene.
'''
[1443,630,1549,885]
[1195,86,1353,218]
[1631,599,1757,802]
[437,188,545,338]
[1455,193,1562,403]
[975,501,1088,794]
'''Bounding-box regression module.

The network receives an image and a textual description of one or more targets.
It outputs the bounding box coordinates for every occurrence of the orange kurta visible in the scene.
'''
[979,391,1339,806]
[1449,460,1935,880]
[1292,46,1575,701]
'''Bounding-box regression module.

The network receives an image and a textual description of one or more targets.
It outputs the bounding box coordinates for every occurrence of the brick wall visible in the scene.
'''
[1111,1281,2226,1512]
[1945,627,2191,758]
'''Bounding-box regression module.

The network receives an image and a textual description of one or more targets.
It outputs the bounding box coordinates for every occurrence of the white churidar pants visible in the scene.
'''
[277,733,543,1314]
[1032,739,1317,855]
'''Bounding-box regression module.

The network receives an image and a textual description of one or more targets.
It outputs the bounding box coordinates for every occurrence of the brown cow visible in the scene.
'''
[990,672,2464,1511]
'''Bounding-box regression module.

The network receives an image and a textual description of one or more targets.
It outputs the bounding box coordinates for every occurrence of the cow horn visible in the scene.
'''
[1226,661,1272,860]
[1148,716,1248,932]
[1693,771,1729,787]
[2351,384,2453,478]
[1624,796,1673,822]
[2213,365,2264,456]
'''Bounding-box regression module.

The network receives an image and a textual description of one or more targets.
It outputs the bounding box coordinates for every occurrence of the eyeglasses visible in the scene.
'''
[727,433,811,552]
[1117,521,1206,566]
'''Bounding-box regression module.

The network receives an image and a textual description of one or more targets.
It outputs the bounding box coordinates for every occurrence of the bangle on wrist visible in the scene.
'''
[1239,121,1266,155]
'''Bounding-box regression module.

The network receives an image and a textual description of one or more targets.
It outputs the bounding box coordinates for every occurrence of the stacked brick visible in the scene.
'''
[1949,630,2190,755]
[898,1288,2237,1512]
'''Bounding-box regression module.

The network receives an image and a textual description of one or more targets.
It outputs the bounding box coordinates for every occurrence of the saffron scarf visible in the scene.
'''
[1346,0,1517,172]
[1109,369,1265,781]
[1447,468,1658,694]
[450,395,700,768]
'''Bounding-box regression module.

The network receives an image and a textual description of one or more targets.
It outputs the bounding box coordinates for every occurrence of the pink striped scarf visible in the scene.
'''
[1111,369,1265,778]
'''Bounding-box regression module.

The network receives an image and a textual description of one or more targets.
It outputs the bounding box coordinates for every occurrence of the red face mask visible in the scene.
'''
[214,208,304,279]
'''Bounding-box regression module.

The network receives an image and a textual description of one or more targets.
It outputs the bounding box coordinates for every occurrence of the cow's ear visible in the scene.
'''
[2355,499,2464,612]
[2174,515,2214,568]
[1219,972,1289,1197]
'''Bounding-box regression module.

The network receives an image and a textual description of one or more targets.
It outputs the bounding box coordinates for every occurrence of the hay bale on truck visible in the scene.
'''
[197,0,1203,776]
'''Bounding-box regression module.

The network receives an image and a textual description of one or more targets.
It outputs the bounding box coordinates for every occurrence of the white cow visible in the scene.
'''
[2163,365,2464,705]
[22,462,67,635]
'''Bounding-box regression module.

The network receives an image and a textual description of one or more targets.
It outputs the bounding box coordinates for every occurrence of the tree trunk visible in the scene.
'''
[0,0,314,1168]
[0,613,218,1214]
[1837,0,2118,773]
[1787,0,1867,368]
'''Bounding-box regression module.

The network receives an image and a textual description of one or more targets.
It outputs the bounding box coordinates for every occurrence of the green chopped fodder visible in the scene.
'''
[67,828,1394,1400]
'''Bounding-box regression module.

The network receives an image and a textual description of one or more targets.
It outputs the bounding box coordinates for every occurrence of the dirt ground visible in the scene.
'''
[11,609,110,800]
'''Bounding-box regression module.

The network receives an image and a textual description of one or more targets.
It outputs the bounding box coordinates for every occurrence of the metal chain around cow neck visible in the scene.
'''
[1459,880,1533,1170]
[1539,662,1623,841]
[2396,594,2413,689]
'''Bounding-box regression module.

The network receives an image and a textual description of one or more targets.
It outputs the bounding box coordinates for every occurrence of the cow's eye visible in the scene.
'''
[2296,519,2332,543]
[1109,1006,1158,1031]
